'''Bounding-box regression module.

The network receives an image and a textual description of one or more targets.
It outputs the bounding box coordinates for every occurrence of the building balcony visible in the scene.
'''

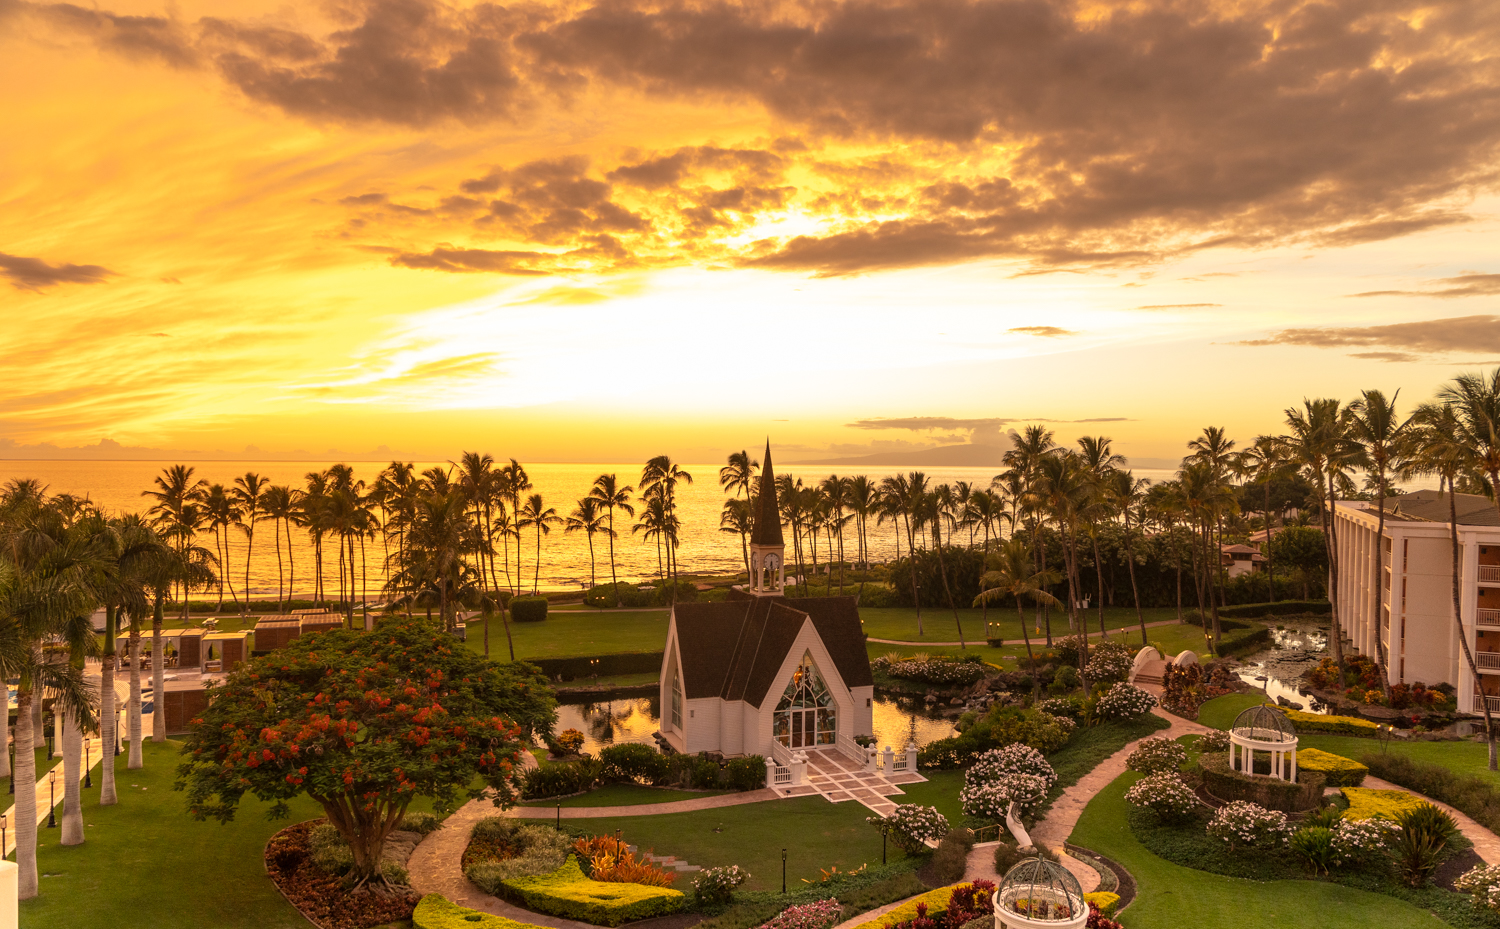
[1480,609,1500,628]
[1475,693,1500,714]
[1478,651,1500,672]
[1480,564,1500,585]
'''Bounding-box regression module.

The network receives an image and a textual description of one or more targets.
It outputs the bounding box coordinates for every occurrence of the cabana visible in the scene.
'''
[202,631,252,673]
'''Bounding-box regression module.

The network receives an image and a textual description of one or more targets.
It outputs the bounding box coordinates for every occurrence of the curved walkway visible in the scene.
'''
[508,789,779,819]
[869,619,1179,648]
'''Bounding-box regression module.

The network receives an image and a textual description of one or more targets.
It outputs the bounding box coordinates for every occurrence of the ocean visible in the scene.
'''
[0,459,1177,598]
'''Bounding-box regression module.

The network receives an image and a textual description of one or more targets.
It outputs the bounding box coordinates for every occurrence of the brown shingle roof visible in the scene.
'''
[672,594,871,708]
[1382,489,1500,527]
[750,440,784,546]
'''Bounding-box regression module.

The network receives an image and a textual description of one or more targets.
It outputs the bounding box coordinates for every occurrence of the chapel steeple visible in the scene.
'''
[748,440,785,596]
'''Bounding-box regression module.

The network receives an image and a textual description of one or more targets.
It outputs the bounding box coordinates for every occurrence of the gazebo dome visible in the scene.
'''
[1231,704,1297,744]
[994,857,1088,929]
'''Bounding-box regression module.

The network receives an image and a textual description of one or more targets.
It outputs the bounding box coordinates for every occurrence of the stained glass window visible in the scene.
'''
[671,664,683,730]
[775,652,836,747]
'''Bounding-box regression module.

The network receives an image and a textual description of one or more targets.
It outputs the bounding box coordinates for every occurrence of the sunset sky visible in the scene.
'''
[2,0,1498,465]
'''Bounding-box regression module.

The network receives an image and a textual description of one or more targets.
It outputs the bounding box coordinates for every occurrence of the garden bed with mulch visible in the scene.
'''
[265,819,420,929]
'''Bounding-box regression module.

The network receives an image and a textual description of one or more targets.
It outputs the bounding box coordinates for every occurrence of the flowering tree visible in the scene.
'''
[177,620,556,887]
[866,804,949,853]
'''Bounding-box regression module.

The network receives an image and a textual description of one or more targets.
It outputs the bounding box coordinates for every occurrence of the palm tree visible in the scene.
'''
[565,496,608,588]
[588,474,635,605]
[974,537,1062,681]
[1108,469,1152,645]
[1002,425,1058,642]
[231,472,268,614]
[1077,436,1126,638]
[1186,427,1238,610]
[516,494,561,594]
[642,456,693,594]
[1234,436,1292,602]
[846,475,879,571]
[719,450,758,502]
[1409,401,1496,769]
[141,464,207,615]
[880,473,929,635]
[719,498,754,579]
[1438,370,1500,520]
[499,460,531,596]
[260,485,298,609]
[1348,389,1411,697]
[821,475,851,594]
[303,470,331,605]
[930,483,966,647]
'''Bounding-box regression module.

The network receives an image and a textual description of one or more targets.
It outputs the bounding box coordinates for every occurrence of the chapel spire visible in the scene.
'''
[748,439,785,596]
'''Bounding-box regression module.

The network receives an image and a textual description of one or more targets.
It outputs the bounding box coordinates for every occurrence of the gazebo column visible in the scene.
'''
[1291,748,1297,782]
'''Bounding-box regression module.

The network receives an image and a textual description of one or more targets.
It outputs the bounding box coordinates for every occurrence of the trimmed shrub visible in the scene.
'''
[1094,683,1157,720]
[1279,708,1379,735]
[1196,730,1230,753]
[1198,752,1324,813]
[1393,803,1459,887]
[1206,801,1292,851]
[521,759,602,799]
[919,707,1069,770]
[400,812,442,835]
[693,865,750,906]
[1083,892,1120,918]
[930,829,976,885]
[1342,787,1427,822]
[725,756,768,792]
[511,596,549,623]
[1125,738,1186,775]
[880,655,987,686]
[585,583,657,608]
[599,743,670,784]
[414,894,542,929]
[1360,751,1500,839]
[530,651,664,682]
[1217,600,1331,619]
[465,821,575,892]
[992,841,1057,875]
[499,857,684,926]
[1295,748,1367,788]
[1125,772,1199,822]
[1084,640,1133,684]
[866,804,949,854]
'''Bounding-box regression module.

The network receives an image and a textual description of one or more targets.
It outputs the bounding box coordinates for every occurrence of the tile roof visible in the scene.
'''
[672,594,872,707]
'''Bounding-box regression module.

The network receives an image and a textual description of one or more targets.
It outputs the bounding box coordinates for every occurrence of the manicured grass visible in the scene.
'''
[20,739,322,929]
[1068,769,1449,929]
[555,671,661,691]
[522,784,729,807]
[889,769,965,826]
[461,610,671,661]
[1194,693,1269,731]
[859,606,1181,644]
[1305,735,1500,789]
[561,795,894,891]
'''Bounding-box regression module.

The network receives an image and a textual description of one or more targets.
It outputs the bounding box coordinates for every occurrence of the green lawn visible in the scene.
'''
[1068,769,1448,929]
[1194,693,1269,730]
[888,770,965,827]
[460,610,671,660]
[522,784,729,808]
[1304,735,1500,788]
[858,606,1183,644]
[560,795,896,891]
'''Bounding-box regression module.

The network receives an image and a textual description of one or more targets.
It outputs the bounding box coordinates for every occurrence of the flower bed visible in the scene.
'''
[264,820,420,929]
[499,856,685,926]
[1342,787,1428,822]
[1279,707,1380,735]
[1296,748,1368,787]
[756,898,843,929]
[1126,738,1187,776]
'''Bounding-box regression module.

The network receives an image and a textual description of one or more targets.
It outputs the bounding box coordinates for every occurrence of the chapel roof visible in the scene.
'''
[671,594,872,707]
[750,440,784,547]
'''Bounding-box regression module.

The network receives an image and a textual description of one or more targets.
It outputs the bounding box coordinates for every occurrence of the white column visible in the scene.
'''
[1290,748,1298,782]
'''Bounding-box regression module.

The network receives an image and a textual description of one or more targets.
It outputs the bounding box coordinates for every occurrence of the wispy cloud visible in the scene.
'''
[1009,326,1077,337]
[1349,272,1500,299]
[1237,315,1500,357]
[0,252,115,291]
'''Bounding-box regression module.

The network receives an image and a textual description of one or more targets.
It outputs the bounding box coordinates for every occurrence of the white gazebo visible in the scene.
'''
[993,857,1088,929]
[1228,704,1298,781]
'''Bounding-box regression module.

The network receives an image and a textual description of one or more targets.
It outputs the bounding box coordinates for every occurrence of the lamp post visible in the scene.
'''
[556,802,562,832]
[781,848,787,894]
[45,716,53,760]
[2,813,8,857]
[882,824,888,865]
[46,770,56,828]
[6,743,12,795]
[84,738,92,789]
[116,706,123,756]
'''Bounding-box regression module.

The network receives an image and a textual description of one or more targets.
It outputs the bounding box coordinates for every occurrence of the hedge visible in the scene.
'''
[1342,787,1428,822]
[1278,708,1380,735]
[1214,625,1272,658]
[1360,751,1500,837]
[847,884,958,929]
[414,894,544,929]
[1083,892,1120,918]
[1198,751,1325,812]
[1295,748,1368,787]
[499,856,684,926]
[511,596,549,623]
[1218,599,1331,619]
[530,651,663,681]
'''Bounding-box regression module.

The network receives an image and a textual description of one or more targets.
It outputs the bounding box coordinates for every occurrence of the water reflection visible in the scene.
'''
[1233,618,1331,713]
[549,694,956,756]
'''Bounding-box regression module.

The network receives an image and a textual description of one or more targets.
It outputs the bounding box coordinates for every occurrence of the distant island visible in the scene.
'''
[789,443,1009,467]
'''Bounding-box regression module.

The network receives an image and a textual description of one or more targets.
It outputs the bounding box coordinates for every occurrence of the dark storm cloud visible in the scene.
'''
[0,252,115,291]
[1237,316,1500,354]
[17,0,1500,274]
[1350,272,1500,299]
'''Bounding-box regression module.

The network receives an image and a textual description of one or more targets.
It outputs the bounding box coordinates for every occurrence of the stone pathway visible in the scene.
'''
[869,619,1179,648]
[508,788,780,819]
[1363,774,1500,864]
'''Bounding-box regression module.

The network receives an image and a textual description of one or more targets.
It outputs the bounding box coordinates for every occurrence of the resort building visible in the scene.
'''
[1220,543,1265,578]
[1334,491,1500,712]
[657,443,875,760]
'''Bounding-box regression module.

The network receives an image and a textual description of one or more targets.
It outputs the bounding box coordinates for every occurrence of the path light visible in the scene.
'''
[46,770,56,829]
[7,744,12,795]
[556,802,562,832]
[2,813,8,855]
[882,823,888,865]
[84,738,92,788]
[45,717,53,760]
[781,848,787,894]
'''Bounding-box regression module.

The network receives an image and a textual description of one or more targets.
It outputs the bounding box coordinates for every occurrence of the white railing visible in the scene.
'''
[770,740,792,767]
[1476,694,1500,714]
[1480,609,1500,627]
[1479,652,1500,671]
[837,731,865,765]
[1482,565,1500,583]
[772,766,792,786]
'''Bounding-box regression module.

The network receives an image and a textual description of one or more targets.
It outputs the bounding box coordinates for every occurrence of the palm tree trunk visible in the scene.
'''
[61,711,83,845]
[1017,595,1037,697]
[1122,517,1146,645]
[285,518,295,606]
[15,686,39,899]
[534,526,542,594]
[0,679,10,780]
[932,530,965,648]
[904,512,923,635]
[1372,473,1393,695]
[1446,477,1497,769]
[153,594,166,743]
[1264,481,1276,602]
[587,531,597,588]
[1092,533,1107,639]
[274,516,285,610]
[100,607,118,805]
[128,630,143,769]
[244,520,255,615]
[1319,470,1348,689]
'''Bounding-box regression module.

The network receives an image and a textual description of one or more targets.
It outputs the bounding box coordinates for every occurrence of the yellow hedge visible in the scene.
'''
[1280,709,1379,734]
[414,894,544,929]
[1084,892,1120,917]
[850,885,958,929]
[1342,787,1427,821]
[500,856,684,927]
[1295,748,1368,787]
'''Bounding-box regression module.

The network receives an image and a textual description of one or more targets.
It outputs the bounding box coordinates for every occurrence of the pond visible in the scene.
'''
[549,693,958,757]
[1233,619,1332,713]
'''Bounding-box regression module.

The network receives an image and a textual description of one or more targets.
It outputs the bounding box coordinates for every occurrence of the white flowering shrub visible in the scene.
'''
[1085,640,1133,683]
[757,899,843,929]
[1096,683,1158,720]
[1457,865,1500,913]
[886,657,987,685]
[1046,714,1077,738]
[1197,729,1231,753]
[1126,738,1187,775]
[694,865,750,905]
[1125,772,1198,821]
[1037,697,1081,721]
[961,772,1052,819]
[867,804,949,854]
[1206,801,1291,851]
[1331,817,1401,869]
[969,744,1057,790]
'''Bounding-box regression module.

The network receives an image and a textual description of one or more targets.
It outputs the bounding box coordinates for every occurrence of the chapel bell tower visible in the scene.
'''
[748,439,785,596]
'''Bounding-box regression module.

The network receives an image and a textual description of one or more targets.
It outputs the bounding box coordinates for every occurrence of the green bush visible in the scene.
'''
[1217,599,1331,619]
[929,829,974,885]
[309,823,354,875]
[1198,752,1325,812]
[499,856,684,926]
[530,651,663,682]
[464,820,574,892]
[585,583,657,608]
[919,706,1070,769]
[599,744,670,784]
[400,812,443,835]
[414,894,541,929]
[992,841,1056,876]
[1215,626,1272,657]
[1295,748,1367,787]
[855,584,898,608]
[511,596,549,623]
[1393,803,1459,887]
[521,759,602,799]
[1289,825,1335,874]
[1280,708,1380,735]
[724,756,767,791]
